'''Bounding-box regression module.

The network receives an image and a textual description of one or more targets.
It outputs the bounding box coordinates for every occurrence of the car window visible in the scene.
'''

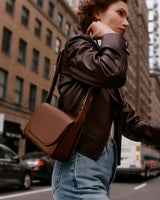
[2,148,16,160]
[0,147,4,159]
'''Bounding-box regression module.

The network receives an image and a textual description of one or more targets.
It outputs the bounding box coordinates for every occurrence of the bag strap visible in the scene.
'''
[46,49,64,103]
[76,86,93,125]
[45,49,93,125]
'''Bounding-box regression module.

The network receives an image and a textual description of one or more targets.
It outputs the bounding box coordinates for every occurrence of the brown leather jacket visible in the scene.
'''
[58,33,160,164]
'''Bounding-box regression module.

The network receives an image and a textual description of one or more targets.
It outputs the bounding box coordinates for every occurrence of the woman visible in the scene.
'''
[52,0,160,199]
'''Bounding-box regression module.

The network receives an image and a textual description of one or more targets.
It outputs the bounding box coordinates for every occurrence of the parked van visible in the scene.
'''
[117,136,160,179]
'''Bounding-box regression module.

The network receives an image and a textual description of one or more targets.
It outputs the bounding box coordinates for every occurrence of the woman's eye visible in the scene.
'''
[117,10,123,16]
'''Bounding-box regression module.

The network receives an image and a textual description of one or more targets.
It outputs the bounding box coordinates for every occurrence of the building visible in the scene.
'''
[145,0,160,123]
[150,74,160,122]
[0,0,79,155]
[66,0,79,10]
[122,0,151,120]
[146,0,160,73]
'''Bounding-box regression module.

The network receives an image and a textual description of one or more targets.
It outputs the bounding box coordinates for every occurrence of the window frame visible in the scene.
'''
[34,18,42,38]
[73,30,78,36]
[42,89,48,103]
[48,2,54,19]
[66,22,71,36]
[0,69,8,101]
[55,38,61,53]
[52,95,58,106]
[14,77,23,106]
[44,57,50,79]
[46,28,52,47]
[2,27,12,55]
[57,13,63,28]
[5,0,15,15]
[29,83,37,111]
[69,0,75,6]
[37,0,43,8]
[21,6,30,27]
[18,39,27,64]
[32,49,39,72]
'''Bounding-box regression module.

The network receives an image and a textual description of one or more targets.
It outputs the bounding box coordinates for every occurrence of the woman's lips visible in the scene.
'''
[118,28,125,34]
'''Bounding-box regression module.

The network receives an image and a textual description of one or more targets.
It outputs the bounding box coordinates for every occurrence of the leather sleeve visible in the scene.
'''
[65,33,129,89]
[121,94,160,147]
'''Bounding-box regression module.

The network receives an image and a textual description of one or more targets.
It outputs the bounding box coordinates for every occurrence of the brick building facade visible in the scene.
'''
[124,0,151,121]
[0,0,79,155]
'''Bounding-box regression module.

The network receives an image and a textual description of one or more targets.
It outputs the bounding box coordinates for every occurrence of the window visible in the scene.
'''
[42,89,48,103]
[18,39,27,64]
[57,13,63,28]
[14,77,23,106]
[55,38,61,53]
[0,69,8,100]
[69,0,75,6]
[21,6,29,27]
[6,0,15,15]
[32,49,39,72]
[44,57,50,79]
[2,27,12,55]
[0,148,4,158]
[52,95,57,106]
[46,28,52,46]
[73,30,77,36]
[29,84,37,110]
[66,22,71,36]
[48,2,54,18]
[2,147,16,159]
[34,18,42,37]
[37,0,43,8]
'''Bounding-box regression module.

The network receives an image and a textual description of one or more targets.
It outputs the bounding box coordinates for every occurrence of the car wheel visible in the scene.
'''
[21,173,32,189]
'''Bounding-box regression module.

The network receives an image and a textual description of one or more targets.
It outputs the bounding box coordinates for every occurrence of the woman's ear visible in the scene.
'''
[94,14,100,21]
[93,7,101,21]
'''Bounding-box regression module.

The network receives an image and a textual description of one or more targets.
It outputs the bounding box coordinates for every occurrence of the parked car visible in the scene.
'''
[0,144,32,189]
[21,151,55,184]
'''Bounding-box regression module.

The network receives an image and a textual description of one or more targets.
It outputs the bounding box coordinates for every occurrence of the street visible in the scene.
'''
[0,185,53,200]
[0,176,160,200]
[111,175,160,200]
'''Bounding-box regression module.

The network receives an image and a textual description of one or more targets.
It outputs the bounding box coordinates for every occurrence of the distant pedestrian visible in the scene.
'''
[52,0,160,199]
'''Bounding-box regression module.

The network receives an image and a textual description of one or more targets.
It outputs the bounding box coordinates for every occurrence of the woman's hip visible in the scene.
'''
[52,139,117,199]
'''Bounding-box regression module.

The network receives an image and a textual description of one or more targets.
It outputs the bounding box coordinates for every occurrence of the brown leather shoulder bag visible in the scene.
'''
[23,49,93,161]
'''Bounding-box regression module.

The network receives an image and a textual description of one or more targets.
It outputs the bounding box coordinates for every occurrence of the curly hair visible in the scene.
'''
[77,0,128,34]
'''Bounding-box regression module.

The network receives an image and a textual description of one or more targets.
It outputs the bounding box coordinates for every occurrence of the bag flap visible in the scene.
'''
[25,103,75,145]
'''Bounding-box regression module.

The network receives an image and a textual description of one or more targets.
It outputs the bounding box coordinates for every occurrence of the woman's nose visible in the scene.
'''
[123,18,130,28]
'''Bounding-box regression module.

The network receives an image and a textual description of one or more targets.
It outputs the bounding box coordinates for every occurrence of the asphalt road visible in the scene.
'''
[0,176,160,200]
[0,185,53,200]
[111,175,160,200]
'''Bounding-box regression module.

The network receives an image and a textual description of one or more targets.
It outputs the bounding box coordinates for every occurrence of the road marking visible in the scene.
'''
[134,183,147,190]
[0,187,52,200]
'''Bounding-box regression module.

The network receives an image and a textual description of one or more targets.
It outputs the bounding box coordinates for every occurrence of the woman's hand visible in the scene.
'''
[86,21,115,39]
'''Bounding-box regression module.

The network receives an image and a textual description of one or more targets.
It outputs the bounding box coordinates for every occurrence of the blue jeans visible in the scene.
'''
[52,139,117,200]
